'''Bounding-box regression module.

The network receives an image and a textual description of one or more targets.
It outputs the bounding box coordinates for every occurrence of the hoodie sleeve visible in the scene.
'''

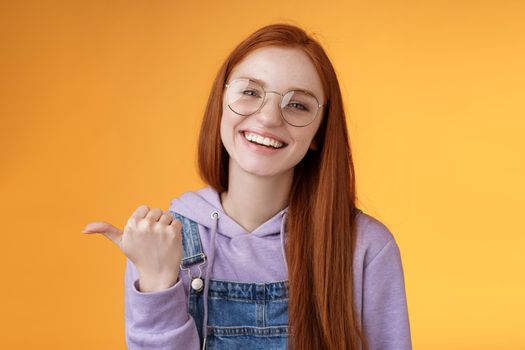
[362,238,412,350]
[124,258,200,350]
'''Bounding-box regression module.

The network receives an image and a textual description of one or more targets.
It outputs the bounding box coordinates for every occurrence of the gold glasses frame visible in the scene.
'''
[224,78,325,127]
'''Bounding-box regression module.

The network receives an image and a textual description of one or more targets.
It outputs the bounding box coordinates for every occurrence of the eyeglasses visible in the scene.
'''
[224,78,324,127]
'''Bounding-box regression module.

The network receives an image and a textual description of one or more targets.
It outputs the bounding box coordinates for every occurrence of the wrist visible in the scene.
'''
[137,271,179,292]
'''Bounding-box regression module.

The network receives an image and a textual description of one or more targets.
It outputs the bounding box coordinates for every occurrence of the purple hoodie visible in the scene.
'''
[124,186,412,349]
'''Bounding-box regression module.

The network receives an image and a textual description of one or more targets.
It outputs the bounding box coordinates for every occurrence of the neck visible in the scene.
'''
[220,161,293,233]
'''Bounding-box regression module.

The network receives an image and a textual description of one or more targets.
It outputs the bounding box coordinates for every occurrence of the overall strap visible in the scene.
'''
[170,211,206,268]
[171,211,208,350]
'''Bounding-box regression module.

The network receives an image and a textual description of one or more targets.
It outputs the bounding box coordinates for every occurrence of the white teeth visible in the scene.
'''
[243,132,284,148]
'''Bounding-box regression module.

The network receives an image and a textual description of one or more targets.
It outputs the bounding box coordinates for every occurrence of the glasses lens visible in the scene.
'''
[226,79,264,116]
[280,91,319,126]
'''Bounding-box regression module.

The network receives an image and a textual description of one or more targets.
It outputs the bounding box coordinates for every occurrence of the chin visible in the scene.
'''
[232,156,295,179]
[242,163,294,179]
[243,167,281,178]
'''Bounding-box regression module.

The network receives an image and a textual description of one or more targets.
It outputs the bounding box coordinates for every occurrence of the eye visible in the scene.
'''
[242,89,261,97]
[288,102,309,111]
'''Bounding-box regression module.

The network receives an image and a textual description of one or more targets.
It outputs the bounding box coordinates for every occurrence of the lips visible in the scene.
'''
[244,132,284,149]
[240,130,288,149]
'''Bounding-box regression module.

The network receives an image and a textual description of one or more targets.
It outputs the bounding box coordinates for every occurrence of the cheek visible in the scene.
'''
[220,110,238,152]
[291,129,317,146]
[295,118,323,145]
[295,134,313,143]
[219,116,229,146]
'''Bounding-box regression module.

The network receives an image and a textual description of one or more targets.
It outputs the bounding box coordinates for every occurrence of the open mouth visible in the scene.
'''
[241,131,287,149]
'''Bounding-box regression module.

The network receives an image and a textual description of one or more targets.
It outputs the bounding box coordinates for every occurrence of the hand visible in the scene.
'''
[82,205,183,292]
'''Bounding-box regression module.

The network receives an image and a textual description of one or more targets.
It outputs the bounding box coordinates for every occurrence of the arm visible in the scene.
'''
[362,239,412,350]
[124,258,201,350]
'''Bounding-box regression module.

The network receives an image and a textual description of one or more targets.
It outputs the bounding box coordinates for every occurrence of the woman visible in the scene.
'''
[82,24,412,350]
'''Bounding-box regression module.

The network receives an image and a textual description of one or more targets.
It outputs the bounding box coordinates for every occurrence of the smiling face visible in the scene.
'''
[220,46,325,178]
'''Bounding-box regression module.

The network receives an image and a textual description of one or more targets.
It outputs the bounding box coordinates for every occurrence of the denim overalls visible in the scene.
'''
[171,212,289,350]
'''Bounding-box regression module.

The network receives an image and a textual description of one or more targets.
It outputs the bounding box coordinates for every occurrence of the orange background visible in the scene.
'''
[1,0,524,349]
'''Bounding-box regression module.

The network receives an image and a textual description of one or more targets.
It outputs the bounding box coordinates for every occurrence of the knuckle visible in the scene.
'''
[172,219,182,229]
[137,219,151,231]
[153,221,165,231]
[164,230,175,240]
[166,226,182,240]
[166,224,178,235]
[127,217,138,227]
[145,216,156,224]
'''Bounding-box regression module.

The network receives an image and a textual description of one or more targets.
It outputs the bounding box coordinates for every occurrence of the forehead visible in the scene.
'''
[228,47,325,102]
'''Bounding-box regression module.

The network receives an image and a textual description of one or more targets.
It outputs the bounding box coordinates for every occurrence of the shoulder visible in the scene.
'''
[169,186,215,206]
[354,208,399,268]
[168,186,220,221]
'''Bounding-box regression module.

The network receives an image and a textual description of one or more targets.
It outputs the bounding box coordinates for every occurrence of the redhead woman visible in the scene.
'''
[82,24,412,350]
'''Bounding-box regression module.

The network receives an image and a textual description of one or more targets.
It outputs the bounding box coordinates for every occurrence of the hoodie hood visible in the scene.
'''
[169,186,289,238]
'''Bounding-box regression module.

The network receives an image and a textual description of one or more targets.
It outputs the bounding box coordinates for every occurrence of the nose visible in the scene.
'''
[254,92,284,127]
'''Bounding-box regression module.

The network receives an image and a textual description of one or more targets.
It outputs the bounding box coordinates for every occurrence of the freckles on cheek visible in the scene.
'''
[220,116,237,148]
[294,135,313,145]
[219,121,229,146]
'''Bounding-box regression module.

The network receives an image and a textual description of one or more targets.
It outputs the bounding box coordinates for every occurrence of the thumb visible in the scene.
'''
[82,221,123,248]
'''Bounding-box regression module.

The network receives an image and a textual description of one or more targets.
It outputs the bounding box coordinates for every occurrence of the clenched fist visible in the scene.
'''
[82,205,183,292]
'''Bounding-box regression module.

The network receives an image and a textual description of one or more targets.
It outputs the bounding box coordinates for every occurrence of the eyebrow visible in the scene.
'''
[236,76,320,98]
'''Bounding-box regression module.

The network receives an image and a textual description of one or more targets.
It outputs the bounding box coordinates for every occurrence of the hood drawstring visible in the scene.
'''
[280,211,288,275]
[202,211,219,350]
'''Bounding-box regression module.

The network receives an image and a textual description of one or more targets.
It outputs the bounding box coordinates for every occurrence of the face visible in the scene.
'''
[220,47,325,178]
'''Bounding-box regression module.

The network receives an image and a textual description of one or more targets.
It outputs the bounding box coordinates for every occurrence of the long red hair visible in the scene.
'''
[198,24,367,350]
